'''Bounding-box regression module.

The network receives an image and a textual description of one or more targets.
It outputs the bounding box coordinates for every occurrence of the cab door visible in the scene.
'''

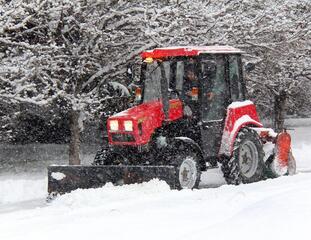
[199,55,228,161]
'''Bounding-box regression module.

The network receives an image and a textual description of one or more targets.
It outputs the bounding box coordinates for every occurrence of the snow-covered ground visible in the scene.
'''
[0,119,311,240]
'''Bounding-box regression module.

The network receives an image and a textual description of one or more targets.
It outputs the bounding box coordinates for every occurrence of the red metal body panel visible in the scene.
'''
[141,46,242,59]
[107,99,183,146]
[219,101,263,156]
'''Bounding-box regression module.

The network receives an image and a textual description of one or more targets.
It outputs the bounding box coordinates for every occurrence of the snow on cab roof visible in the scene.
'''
[141,46,243,59]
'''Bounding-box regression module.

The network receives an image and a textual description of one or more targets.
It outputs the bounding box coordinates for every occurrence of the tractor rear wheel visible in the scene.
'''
[171,149,201,189]
[221,128,265,184]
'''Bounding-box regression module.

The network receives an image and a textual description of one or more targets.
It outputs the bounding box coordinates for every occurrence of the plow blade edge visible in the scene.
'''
[48,165,177,195]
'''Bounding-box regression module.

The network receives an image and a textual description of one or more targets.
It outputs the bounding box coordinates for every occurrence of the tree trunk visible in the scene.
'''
[274,90,287,132]
[69,109,81,165]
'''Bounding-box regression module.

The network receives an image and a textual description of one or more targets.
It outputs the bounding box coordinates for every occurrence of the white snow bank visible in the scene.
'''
[51,172,66,181]
[187,173,311,240]
[2,174,311,240]
[293,143,311,172]
[51,179,171,208]
[290,125,311,171]
[285,118,311,127]
[0,178,47,204]
[290,126,311,147]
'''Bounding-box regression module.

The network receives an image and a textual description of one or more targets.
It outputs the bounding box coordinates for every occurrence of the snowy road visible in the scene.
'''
[0,123,310,240]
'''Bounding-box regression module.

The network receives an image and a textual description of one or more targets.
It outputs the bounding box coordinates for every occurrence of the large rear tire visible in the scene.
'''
[171,147,201,189]
[221,128,265,185]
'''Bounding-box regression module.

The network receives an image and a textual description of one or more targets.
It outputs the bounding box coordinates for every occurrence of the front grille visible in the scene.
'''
[111,133,135,142]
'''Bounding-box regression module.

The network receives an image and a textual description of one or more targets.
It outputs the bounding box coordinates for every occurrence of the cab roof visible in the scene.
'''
[141,46,243,59]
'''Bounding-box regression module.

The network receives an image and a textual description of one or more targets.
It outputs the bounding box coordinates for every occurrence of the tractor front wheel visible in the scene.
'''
[171,150,201,189]
[221,128,265,184]
[93,148,126,166]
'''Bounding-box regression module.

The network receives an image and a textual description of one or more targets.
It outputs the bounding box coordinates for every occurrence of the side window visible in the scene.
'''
[228,55,243,101]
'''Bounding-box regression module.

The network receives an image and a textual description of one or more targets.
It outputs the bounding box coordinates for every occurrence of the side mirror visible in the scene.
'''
[244,62,255,72]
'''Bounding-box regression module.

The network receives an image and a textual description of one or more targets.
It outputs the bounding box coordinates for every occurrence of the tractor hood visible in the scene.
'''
[107,99,183,145]
[111,101,164,122]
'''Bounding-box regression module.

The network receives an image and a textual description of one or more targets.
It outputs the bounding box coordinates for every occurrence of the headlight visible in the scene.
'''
[109,120,119,131]
[124,120,133,131]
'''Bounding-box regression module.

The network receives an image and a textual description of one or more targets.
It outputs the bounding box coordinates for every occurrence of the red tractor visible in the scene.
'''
[48,46,296,194]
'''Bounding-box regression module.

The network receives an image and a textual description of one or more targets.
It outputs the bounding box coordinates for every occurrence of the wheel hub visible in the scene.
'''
[178,158,197,189]
[239,140,259,178]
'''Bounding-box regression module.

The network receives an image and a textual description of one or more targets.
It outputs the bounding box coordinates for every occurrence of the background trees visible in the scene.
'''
[0,0,310,163]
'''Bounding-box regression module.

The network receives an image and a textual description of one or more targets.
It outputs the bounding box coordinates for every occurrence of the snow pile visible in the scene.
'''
[290,124,311,171]
[51,179,171,209]
[293,144,311,172]
[285,118,311,127]
[51,172,66,181]
[2,174,311,240]
[262,141,275,161]
[0,177,47,204]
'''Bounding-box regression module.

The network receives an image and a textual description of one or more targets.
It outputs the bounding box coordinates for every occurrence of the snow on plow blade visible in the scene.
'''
[48,165,177,195]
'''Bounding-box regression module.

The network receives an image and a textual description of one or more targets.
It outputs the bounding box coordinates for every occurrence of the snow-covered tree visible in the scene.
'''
[0,0,119,164]
[86,0,311,127]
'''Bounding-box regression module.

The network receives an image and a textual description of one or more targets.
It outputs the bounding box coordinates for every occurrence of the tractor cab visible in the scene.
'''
[139,46,245,119]
[108,46,247,163]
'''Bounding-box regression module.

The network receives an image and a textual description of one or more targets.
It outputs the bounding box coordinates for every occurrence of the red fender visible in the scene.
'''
[219,101,263,156]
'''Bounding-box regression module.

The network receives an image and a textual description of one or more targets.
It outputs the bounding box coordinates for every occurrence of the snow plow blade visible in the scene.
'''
[48,165,177,195]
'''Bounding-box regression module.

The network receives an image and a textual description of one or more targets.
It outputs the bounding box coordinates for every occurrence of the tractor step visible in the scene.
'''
[48,165,177,195]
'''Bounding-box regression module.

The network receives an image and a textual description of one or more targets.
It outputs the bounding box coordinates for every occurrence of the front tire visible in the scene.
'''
[93,148,109,165]
[93,148,126,166]
[171,148,201,189]
[221,128,265,184]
